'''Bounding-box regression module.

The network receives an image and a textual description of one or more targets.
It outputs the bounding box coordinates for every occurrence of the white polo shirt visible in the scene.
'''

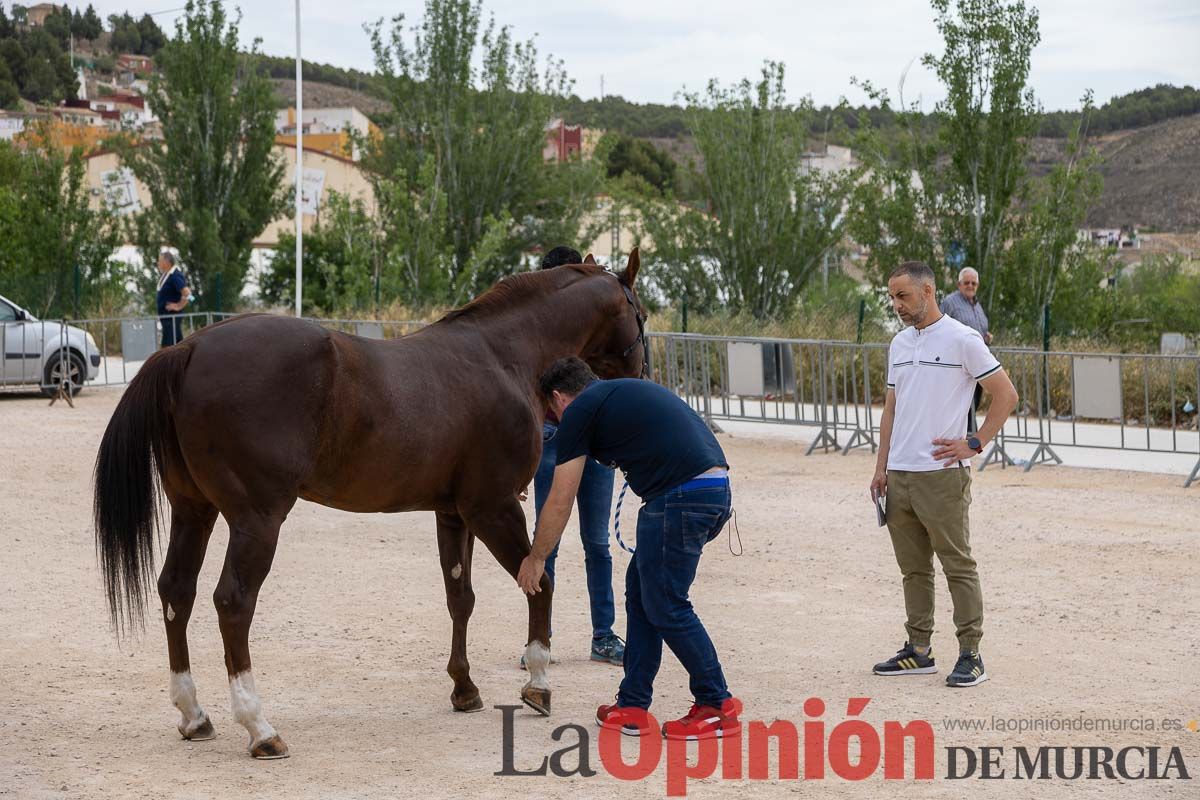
[886,313,1001,472]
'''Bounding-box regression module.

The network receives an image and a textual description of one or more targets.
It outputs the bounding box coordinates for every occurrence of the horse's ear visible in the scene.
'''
[583,253,597,265]
[618,247,640,286]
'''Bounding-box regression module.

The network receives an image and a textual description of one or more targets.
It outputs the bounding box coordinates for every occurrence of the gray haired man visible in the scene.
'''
[940,267,992,429]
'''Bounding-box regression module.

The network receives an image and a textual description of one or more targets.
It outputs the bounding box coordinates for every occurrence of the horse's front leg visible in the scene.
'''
[463,497,553,715]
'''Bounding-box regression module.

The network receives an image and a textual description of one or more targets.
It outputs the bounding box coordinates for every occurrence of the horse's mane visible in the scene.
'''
[438,263,608,323]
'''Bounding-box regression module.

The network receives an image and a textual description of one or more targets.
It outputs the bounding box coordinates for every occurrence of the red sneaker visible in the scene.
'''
[596,702,655,737]
[661,697,742,741]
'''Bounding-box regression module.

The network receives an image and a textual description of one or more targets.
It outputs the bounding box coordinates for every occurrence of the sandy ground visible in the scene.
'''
[1,387,1197,800]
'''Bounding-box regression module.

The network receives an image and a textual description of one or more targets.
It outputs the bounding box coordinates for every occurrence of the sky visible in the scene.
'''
[84,0,1199,112]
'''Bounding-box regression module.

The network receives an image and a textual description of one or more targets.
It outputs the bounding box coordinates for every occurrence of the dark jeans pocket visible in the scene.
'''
[542,423,558,443]
[678,508,727,556]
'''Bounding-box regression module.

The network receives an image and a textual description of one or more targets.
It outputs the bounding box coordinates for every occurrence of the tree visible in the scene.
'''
[997,93,1104,338]
[639,62,859,318]
[136,13,165,55]
[107,12,140,54]
[82,4,102,39]
[0,60,20,109]
[0,135,123,318]
[0,4,13,39]
[367,0,598,303]
[604,133,676,196]
[924,0,1040,311]
[261,192,384,312]
[120,0,287,307]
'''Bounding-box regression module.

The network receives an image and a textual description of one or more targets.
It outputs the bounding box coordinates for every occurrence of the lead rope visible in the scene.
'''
[612,477,636,554]
[613,478,745,557]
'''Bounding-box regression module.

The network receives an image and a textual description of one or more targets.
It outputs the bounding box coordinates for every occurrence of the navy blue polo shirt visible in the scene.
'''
[156,267,186,315]
[554,379,728,500]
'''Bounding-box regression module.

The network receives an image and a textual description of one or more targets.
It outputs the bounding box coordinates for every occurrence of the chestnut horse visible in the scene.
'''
[93,253,646,759]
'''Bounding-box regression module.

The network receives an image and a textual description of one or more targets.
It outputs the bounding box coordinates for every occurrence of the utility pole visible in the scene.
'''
[294,0,303,317]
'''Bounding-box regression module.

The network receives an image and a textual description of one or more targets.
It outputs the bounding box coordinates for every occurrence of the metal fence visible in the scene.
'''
[646,332,1200,489]
[0,312,425,394]
[5,314,1198,487]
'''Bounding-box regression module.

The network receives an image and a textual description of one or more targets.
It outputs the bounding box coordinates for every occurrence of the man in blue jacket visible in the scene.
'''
[518,357,741,741]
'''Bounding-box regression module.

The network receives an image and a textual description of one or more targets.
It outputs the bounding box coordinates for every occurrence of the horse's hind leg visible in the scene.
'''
[213,509,290,759]
[462,498,553,716]
[158,497,218,741]
[437,511,481,712]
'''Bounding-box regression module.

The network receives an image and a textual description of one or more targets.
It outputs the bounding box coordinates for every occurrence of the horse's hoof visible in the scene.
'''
[521,685,551,716]
[452,693,484,713]
[250,735,290,760]
[179,717,216,741]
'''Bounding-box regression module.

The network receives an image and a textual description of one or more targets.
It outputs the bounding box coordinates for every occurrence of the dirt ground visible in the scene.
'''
[1,387,1197,799]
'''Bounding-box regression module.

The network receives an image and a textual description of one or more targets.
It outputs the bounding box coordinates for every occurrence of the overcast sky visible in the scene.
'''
[86,1,1199,111]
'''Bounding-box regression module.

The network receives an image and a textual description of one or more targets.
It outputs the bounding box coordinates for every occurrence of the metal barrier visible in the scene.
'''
[5,314,1198,487]
[0,312,424,394]
[646,333,1200,489]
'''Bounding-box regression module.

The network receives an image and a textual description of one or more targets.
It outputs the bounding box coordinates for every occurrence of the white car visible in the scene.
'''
[1,293,102,396]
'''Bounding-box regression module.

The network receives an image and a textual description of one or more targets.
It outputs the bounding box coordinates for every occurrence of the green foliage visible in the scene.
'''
[256,54,386,101]
[639,62,860,319]
[107,11,164,56]
[366,0,602,304]
[851,0,1105,341]
[603,133,676,196]
[0,135,124,318]
[119,0,288,308]
[261,192,383,313]
[925,0,1041,309]
[0,14,77,104]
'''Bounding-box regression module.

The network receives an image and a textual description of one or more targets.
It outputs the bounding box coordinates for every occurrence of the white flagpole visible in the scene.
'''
[294,0,303,317]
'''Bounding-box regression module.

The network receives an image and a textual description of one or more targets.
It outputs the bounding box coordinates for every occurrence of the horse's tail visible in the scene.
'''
[94,344,193,631]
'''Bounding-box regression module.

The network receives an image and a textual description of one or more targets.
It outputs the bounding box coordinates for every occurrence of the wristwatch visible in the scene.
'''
[967,436,983,454]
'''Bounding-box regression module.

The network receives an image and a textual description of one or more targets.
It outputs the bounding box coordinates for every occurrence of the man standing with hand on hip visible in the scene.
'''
[869,261,1018,688]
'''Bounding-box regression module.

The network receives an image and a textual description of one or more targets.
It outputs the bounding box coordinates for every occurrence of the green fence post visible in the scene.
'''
[73,263,81,320]
[1041,303,1051,416]
[215,273,223,313]
[682,297,688,334]
[856,298,866,344]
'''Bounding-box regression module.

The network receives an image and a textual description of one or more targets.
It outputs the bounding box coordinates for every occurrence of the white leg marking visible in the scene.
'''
[169,671,209,737]
[228,670,277,746]
[450,562,462,580]
[524,641,551,690]
[166,604,176,622]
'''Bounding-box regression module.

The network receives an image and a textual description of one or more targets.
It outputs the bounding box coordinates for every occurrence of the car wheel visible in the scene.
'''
[42,351,87,398]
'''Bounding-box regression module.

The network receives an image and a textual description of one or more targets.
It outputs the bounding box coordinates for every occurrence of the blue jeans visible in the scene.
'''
[535,422,616,640]
[618,482,732,710]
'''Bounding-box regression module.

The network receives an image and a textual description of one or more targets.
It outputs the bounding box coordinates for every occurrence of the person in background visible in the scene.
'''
[519,245,625,670]
[156,251,191,348]
[940,267,992,431]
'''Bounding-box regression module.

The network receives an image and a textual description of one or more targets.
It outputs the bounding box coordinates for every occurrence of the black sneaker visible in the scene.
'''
[873,642,937,676]
[946,651,989,687]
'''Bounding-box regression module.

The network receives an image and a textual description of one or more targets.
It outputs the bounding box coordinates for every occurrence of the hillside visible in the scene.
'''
[1027,114,1200,231]
[278,74,1198,232]
[270,79,389,118]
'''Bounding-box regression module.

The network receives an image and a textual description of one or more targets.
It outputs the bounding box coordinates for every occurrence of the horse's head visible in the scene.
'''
[579,249,648,380]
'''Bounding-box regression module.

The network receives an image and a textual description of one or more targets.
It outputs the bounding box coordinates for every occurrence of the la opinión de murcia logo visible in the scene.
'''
[494,698,1193,797]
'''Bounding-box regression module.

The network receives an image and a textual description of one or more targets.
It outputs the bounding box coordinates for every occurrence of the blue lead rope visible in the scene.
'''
[612,477,636,554]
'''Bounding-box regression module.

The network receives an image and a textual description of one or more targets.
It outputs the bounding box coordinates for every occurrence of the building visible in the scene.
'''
[82,142,377,248]
[543,118,582,162]
[116,54,155,74]
[800,143,857,177]
[23,3,60,27]
[274,107,380,162]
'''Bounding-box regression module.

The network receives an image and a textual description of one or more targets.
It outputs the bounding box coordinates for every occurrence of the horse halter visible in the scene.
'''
[618,280,650,379]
